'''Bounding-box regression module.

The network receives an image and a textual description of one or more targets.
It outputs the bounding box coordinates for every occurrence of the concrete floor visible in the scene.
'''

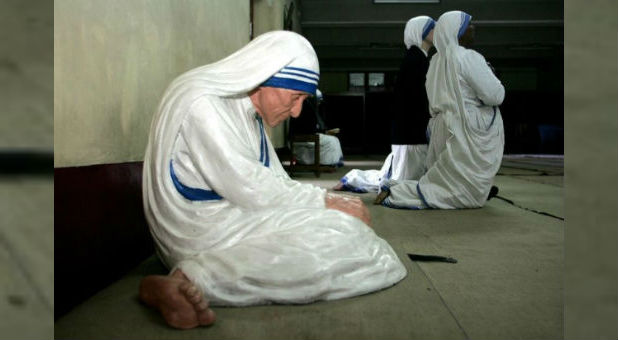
[54,155,564,340]
[0,176,54,339]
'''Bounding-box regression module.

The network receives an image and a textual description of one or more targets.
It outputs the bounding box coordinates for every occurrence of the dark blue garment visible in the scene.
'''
[391,45,431,145]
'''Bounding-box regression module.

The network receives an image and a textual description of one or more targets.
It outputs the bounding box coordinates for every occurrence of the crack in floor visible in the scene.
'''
[494,195,564,220]
[413,260,470,340]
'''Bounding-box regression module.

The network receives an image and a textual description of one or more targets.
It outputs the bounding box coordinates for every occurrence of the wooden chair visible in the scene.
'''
[287,133,336,177]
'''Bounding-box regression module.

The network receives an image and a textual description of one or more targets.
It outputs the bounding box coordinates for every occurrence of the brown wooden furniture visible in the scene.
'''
[287,134,336,177]
[55,162,154,318]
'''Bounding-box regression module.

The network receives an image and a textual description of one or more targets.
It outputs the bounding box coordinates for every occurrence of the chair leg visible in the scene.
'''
[289,142,296,176]
[314,134,320,178]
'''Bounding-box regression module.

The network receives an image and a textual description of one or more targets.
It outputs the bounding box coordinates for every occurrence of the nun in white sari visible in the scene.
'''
[377,11,505,209]
[142,31,406,307]
[335,16,435,193]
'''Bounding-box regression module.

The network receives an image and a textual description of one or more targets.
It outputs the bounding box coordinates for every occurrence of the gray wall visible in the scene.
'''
[54,0,250,167]
[300,0,563,71]
[300,0,563,96]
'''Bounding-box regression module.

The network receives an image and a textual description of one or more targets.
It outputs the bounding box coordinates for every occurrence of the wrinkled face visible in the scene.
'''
[250,87,309,127]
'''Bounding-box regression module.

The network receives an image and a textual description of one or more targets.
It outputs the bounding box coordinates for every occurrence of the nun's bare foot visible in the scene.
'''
[332,181,344,191]
[374,190,390,205]
[139,269,216,329]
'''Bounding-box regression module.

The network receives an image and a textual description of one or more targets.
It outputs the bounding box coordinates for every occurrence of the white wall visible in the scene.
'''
[54,0,250,167]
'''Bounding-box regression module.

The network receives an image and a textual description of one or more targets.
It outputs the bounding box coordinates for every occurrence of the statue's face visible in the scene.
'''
[252,87,309,127]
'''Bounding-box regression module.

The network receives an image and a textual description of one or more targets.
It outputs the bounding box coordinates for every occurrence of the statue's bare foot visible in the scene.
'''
[139,269,216,329]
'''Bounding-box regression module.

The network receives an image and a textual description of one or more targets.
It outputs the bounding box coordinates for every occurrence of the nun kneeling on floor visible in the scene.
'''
[335,15,436,193]
[376,10,505,210]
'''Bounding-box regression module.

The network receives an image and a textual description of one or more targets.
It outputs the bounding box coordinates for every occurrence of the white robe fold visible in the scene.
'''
[339,145,427,193]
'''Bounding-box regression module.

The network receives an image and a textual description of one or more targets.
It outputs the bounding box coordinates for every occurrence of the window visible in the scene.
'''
[368,73,385,87]
[349,73,365,88]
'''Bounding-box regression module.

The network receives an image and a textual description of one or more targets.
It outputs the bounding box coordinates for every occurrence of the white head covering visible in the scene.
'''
[425,11,472,117]
[159,30,319,100]
[403,16,436,49]
[431,11,471,55]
